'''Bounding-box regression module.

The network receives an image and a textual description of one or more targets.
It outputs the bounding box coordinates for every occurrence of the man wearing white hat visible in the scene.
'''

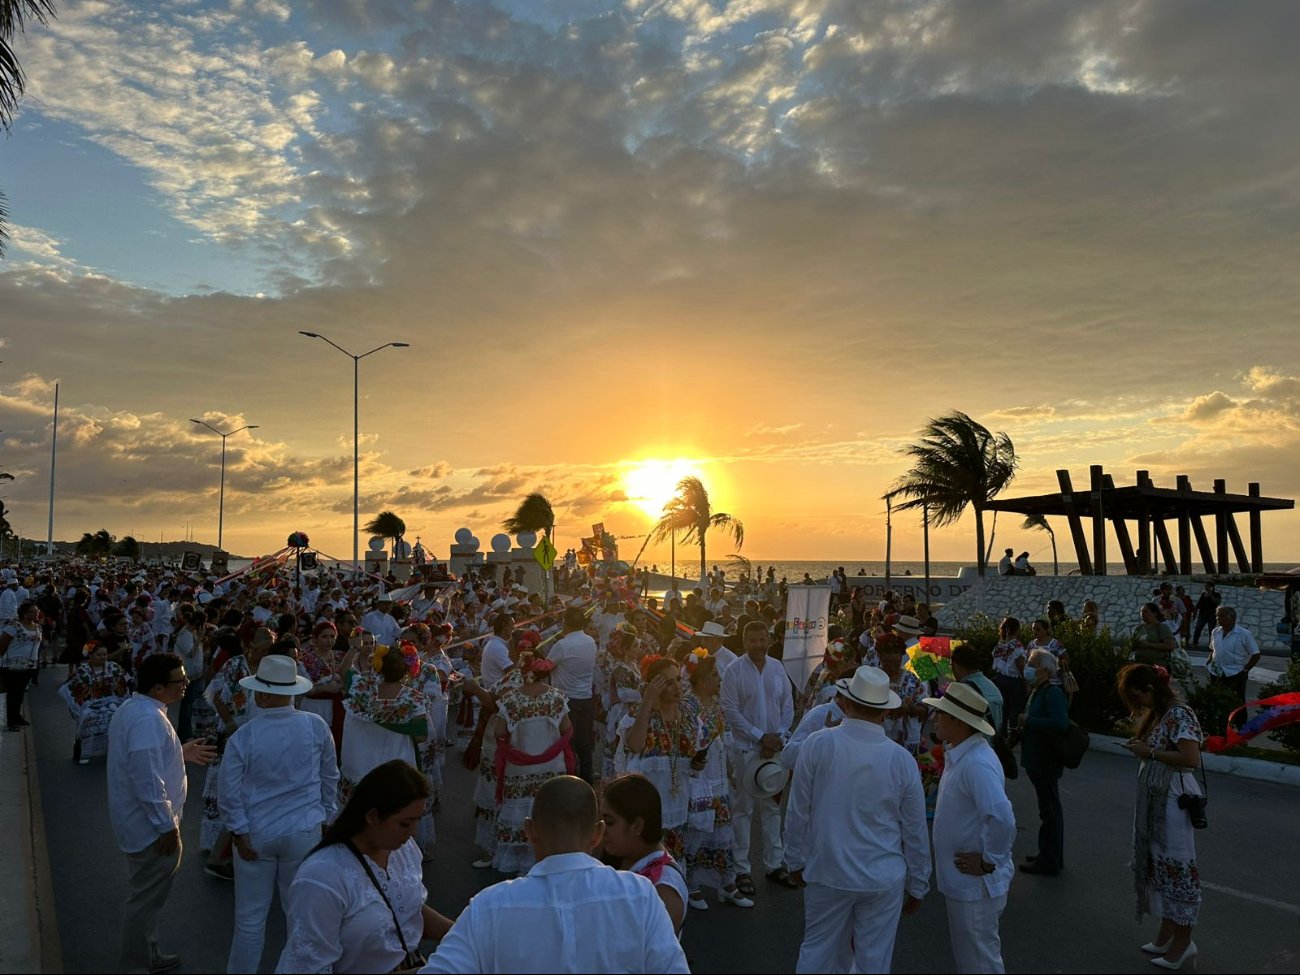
[218,655,338,974]
[924,683,1016,974]
[698,620,737,672]
[783,666,931,974]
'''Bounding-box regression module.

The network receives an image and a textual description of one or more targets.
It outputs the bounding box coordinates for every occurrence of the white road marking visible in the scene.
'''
[1202,881,1300,914]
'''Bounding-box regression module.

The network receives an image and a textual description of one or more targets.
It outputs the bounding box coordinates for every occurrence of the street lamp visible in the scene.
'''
[190,419,259,551]
[298,331,410,571]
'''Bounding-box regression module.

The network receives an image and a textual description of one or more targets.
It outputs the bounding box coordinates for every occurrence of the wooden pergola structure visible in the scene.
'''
[984,467,1295,576]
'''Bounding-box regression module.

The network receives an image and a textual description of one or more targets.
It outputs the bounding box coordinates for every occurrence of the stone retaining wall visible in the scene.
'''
[935,574,1291,652]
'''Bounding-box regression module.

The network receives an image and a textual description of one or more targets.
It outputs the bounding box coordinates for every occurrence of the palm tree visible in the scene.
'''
[502,492,555,539]
[75,528,115,556]
[649,476,744,583]
[111,535,141,561]
[1022,513,1058,577]
[363,511,406,559]
[1,1,56,253]
[885,412,1017,577]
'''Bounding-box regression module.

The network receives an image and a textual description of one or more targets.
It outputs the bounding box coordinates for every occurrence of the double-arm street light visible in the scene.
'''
[298,331,410,571]
[189,419,259,551]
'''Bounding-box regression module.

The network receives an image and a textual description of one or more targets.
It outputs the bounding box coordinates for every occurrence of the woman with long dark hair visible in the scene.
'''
[601,772,688,936]
[1117,664,1205,971]
[277,760,452,974]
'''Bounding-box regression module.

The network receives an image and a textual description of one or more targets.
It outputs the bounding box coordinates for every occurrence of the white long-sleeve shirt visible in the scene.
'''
[420,853,689,974]
[720,653,794,749]
[931,733,1016,902]
[783,719,931,897]
[218,706,339,839]
[780,699,844,771]
[107,693,187,854]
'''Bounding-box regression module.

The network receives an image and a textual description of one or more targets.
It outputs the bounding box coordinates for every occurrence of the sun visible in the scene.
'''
[622,459,701,519]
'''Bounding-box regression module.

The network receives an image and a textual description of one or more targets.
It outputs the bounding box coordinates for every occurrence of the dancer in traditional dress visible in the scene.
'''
[60,639,132,763]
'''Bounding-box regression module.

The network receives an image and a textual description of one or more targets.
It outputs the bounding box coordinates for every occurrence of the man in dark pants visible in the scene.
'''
[1208,606,1260,730]
[1191,582,1221,649]
[545,606,598,782]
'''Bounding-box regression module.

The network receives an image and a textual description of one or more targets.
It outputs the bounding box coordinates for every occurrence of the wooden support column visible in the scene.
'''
[1137,470,1152,575]
[1103,474,1138,573]
[1089,465,1107,576]
[1226,514,1251,572]
[1214,479,1230,573]
[1057,469,1093,574]
[1153,519,1178,573]
[1175,475,1192,576]
[1248,483,1264,573]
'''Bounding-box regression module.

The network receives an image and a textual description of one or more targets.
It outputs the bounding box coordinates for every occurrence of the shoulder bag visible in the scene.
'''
[1051,720,1090,769]
[344,842,427,973]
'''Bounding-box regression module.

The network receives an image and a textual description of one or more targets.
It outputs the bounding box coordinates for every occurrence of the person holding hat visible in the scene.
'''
[783,665,931,975]
[925,684,1016,973]
[219,655,338,974]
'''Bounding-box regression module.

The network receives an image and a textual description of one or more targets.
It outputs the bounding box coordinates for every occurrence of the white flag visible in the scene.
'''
[782,584,832,692]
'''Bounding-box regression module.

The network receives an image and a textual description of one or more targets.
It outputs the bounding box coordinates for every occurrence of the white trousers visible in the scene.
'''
[797,881,904,974]
[944,894,1007,974]
[730,749,785,876]
[227,826,321,974]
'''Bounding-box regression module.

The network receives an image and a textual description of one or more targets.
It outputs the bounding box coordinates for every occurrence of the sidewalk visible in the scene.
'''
[0,698,61,975]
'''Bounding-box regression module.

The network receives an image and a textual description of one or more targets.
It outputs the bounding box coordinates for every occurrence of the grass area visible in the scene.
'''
[1217,744,1300,766]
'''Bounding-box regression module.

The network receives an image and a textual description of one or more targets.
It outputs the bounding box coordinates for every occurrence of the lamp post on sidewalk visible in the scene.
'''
[189,420,258,551]
[298,332,410,572]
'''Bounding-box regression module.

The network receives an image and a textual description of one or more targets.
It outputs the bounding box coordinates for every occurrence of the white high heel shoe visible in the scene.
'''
[718,886,754,908]
[1150,942,1197,970]
[1141,940,1172,955]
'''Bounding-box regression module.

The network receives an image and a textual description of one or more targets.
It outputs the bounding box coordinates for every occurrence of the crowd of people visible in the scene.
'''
[0,555,1256,973]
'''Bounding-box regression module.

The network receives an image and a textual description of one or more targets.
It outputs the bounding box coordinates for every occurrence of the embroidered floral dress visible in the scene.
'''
[682,694,738,892]
[991,639,1027,678]
[883,668,925,750]
[491,685,571,874]
[1134,704,1204,926]
[59,661,131,759]
[472,670,523,855]
[412,656,447,810]
[300,647,344,745]
[201,654,256,851]
[621,700,696,856]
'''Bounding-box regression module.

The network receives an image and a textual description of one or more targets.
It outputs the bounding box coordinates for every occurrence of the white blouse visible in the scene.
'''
[277,838,426,974]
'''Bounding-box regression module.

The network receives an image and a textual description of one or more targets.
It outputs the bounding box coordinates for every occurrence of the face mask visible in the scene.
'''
[1023,666,1038,684]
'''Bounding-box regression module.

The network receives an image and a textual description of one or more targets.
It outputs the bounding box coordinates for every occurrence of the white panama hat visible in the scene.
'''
[922,682,996,737]
[239,654,313,696]
[834,666,903,711]
[698,621,727,638]
[740,753,788,799]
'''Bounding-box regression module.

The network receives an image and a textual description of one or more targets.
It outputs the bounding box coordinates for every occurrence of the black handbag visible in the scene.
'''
[991,732,1020,779]
[345,842,428,972]
[1051,721,1090,769]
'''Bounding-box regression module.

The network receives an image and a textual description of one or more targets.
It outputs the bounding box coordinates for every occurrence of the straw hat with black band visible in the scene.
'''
[921,682,996,737]
[239,654,314,696]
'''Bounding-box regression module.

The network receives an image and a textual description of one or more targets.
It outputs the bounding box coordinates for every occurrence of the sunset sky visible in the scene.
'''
[1,0,1298,567]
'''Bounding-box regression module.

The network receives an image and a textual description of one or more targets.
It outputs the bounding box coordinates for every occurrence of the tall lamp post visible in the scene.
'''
[190,419,258,551]
[298,332,410,571]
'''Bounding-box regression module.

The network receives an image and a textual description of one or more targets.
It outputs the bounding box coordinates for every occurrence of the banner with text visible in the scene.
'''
[782,584,832,691]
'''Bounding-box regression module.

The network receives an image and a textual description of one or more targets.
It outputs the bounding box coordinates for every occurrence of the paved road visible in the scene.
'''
[25,675,1300,974]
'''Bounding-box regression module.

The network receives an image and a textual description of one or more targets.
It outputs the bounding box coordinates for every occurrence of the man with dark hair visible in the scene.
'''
[547,608,598,782]
[422,776,688,973]
[951,644,1004,737]
[108,653,216,974]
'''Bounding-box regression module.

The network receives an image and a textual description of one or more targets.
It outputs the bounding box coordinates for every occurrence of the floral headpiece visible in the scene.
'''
[875,631,907,656]
[518,650,555,683]
[683,647,709,673]
[639,653,673,683]
[82,639,101,658]
[516,629,542,653]
[371,642,421,679]
[823,639,852,667]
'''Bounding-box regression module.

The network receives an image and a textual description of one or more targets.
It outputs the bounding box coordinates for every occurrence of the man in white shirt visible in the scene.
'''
[698,620,737,673]
[663,582,683,612]
[251,591,276,625]
[784,666,931,974]
[924,683,1016,974]
[479,614,515,690]
[592,597,624,649]
[997,548,1015,576]
[108,653,216,974]
[1208,605,1261,729]
[219,655,337,975]
[546,607,598,782]
[359,596,403,646]
[421,776,688,974]
[704,587,728,617]
[721,620,795,894]
[780,697,843,772]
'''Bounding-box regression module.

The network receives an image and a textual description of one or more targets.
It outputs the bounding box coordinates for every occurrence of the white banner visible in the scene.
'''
[782,584,832,692]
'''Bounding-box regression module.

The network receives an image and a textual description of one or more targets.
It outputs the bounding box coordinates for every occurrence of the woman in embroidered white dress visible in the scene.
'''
[201,634,270,857]
[406,624,447,813]
[601,624,643,780]
[59,639,132,763]
[1118,664,1205,970]
[277,760,452,974]
[340,643,434,858]
[875,631,927,752]
[488,651,573,874]
[621,656,694,859]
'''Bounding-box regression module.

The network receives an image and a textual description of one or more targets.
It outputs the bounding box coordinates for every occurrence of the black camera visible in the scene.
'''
[1177,793,1208,830]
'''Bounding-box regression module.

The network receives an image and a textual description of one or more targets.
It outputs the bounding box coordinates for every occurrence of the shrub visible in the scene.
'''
[1055,618,1132,735]
[1185,679,1244,744]
[1259,660,1300,755]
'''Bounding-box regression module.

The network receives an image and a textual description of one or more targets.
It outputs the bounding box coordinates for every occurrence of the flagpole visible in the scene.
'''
[46,382,59,554]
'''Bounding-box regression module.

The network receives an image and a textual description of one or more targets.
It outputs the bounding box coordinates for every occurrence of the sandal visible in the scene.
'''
[735,873,757,897]
[766,867,801,889]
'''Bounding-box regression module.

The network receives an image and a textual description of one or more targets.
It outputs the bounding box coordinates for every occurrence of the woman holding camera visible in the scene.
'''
[1117,664,1204,971]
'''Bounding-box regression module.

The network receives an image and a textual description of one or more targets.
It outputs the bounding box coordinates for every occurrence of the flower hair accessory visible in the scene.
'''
[82,639,100,658]
[399,640,421,679]
[683,647,709,672]
[516,629,542,653]
[640,653,673,683]
[371,643,391,673]
[518,651,555,684]
[1153,664,1171,686]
